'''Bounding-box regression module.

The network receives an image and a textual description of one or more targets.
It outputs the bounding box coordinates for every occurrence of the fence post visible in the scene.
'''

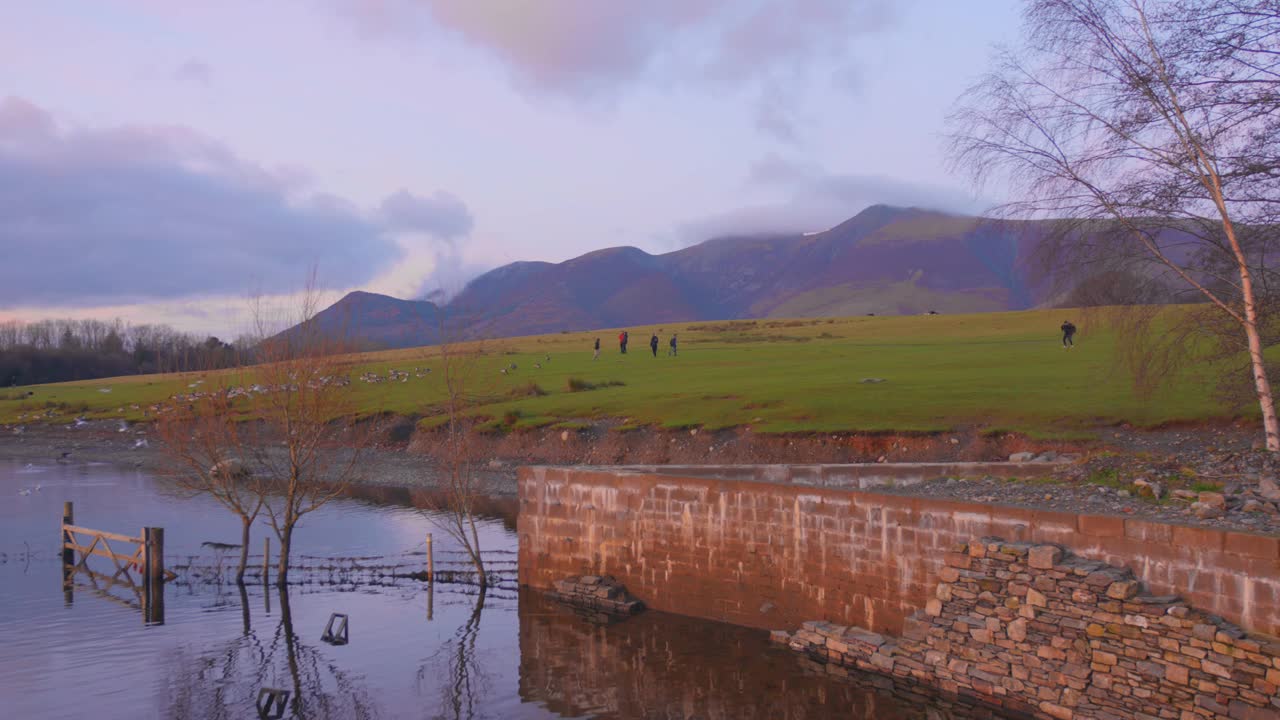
[144,527,165,585]
[426,533,434,584]
[61,502,74,566]
[61,502,74,606]
[143,527,165,625]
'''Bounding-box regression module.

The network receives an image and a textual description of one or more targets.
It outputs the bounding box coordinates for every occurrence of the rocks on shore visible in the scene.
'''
[548,575,645,623]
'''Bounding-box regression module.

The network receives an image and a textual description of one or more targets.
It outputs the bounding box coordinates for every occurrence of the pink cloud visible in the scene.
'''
[337,0,897,102]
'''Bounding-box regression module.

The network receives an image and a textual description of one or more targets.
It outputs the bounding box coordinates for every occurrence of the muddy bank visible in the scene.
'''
[0,419,1090,489]
[4,418,1278,536]
[0,419,518,495]
[406,422,1098,466]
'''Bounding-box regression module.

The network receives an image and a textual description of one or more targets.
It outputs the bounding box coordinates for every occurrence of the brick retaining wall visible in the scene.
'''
[517,466,1280,637]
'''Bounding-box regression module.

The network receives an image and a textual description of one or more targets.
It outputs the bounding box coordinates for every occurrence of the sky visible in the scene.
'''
[0,0,1023,337]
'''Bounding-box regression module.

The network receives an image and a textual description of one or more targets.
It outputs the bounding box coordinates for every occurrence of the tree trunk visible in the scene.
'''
[472,551,486,589]
[1232,238,1280,452]
[469,519,486,589]
[235,515,251,585]
[1243,314,1280,451]
[276,527,292,587]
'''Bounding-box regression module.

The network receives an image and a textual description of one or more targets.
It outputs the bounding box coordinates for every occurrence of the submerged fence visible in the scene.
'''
[58,502,517,624]
[168,546,518,589]
[60,501,175,623]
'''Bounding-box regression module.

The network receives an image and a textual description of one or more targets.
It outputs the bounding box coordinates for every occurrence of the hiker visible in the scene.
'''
[618,330,627,354]
[650,333,659,357]
[668,333,677,356]
[1061,320,1077,348]
[593,337,600,361]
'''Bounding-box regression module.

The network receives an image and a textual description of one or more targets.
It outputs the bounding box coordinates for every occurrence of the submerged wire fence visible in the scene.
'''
[168,547,519,591]
[8,540,522,613]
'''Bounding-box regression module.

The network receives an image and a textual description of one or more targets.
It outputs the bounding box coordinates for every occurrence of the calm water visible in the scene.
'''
[0,460,1013,719]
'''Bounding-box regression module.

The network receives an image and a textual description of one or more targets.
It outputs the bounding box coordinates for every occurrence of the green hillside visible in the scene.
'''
[0,308,1241,438]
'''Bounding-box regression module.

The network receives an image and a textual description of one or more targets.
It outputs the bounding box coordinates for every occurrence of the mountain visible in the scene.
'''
[296,290,441,349]
[306,205,1057,348]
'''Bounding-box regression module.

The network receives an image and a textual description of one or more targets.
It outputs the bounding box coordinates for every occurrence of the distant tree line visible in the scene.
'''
[0,318,248,386]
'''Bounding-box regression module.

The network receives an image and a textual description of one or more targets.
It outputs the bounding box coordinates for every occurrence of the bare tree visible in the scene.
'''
[419,309,491,590]
[949,0,1280,449]
[247,277,365,586]
[156,375,264,585]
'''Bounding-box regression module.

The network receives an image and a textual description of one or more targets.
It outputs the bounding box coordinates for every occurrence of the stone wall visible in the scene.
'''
[780,539,1280,720]
[517,466,1280,636]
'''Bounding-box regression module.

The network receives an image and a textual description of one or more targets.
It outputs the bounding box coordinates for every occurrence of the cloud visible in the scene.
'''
[676,154,985,243]
[754,89,800,143]
[337,0,898,135]
[378,189,473,239]
[174,59,213,86]
[0,97,472,307]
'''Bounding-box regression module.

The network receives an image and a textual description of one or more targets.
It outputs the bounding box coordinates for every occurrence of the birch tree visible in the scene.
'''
[949,0,1280,449]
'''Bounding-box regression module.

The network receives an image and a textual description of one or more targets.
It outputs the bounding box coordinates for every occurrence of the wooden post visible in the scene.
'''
[426,532,435,621]
[61,502,74,566]
[61,502,74,606]
[263,537,270,585]
[144,527,165,586]
[143,527,165,625]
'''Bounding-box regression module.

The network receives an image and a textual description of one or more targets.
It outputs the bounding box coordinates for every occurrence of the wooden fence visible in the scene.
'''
[60,502,174,623]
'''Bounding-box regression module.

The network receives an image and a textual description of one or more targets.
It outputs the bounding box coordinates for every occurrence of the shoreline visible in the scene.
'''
[4,419,1279,536]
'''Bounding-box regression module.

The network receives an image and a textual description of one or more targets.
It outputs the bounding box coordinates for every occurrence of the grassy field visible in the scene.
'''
[0,308,1241,438]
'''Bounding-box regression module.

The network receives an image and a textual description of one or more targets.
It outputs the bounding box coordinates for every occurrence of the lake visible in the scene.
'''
[0,459,1016,719]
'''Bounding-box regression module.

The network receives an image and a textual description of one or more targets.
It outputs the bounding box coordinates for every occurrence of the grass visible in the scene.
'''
[0,307,1252,437]
[1087,468,1126,489]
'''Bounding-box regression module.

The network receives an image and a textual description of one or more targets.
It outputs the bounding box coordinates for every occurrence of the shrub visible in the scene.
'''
[566,377,625,392]
[511,382,546,398]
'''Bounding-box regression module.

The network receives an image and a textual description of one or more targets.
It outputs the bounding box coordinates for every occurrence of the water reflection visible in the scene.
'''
[162,585,380,720]
[343,484,519,531]
[2,460,1016,719]
[517,590,1016,719]
[419,587,489,719]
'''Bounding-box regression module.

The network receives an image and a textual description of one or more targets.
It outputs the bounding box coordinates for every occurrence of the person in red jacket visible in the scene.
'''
[618,330,628,354]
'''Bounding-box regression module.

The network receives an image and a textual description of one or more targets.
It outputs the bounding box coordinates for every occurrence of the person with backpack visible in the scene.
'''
[650,333,659,357]
[1061,320,1077,348]
[668,333,677,357]
[619,331,628,354]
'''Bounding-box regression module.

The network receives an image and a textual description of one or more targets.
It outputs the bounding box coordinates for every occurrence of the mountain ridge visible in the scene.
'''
[302,205,1054,348]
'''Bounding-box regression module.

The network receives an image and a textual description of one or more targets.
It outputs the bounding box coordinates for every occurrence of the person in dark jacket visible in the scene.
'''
[1061,320,1077,348]
[619,331,627,354]
[668,333,677,356]
[650,333,659,357]
[593,337,600,361]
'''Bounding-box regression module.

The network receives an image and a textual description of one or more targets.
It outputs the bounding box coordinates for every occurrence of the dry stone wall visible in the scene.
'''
[780,538,1280,720]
